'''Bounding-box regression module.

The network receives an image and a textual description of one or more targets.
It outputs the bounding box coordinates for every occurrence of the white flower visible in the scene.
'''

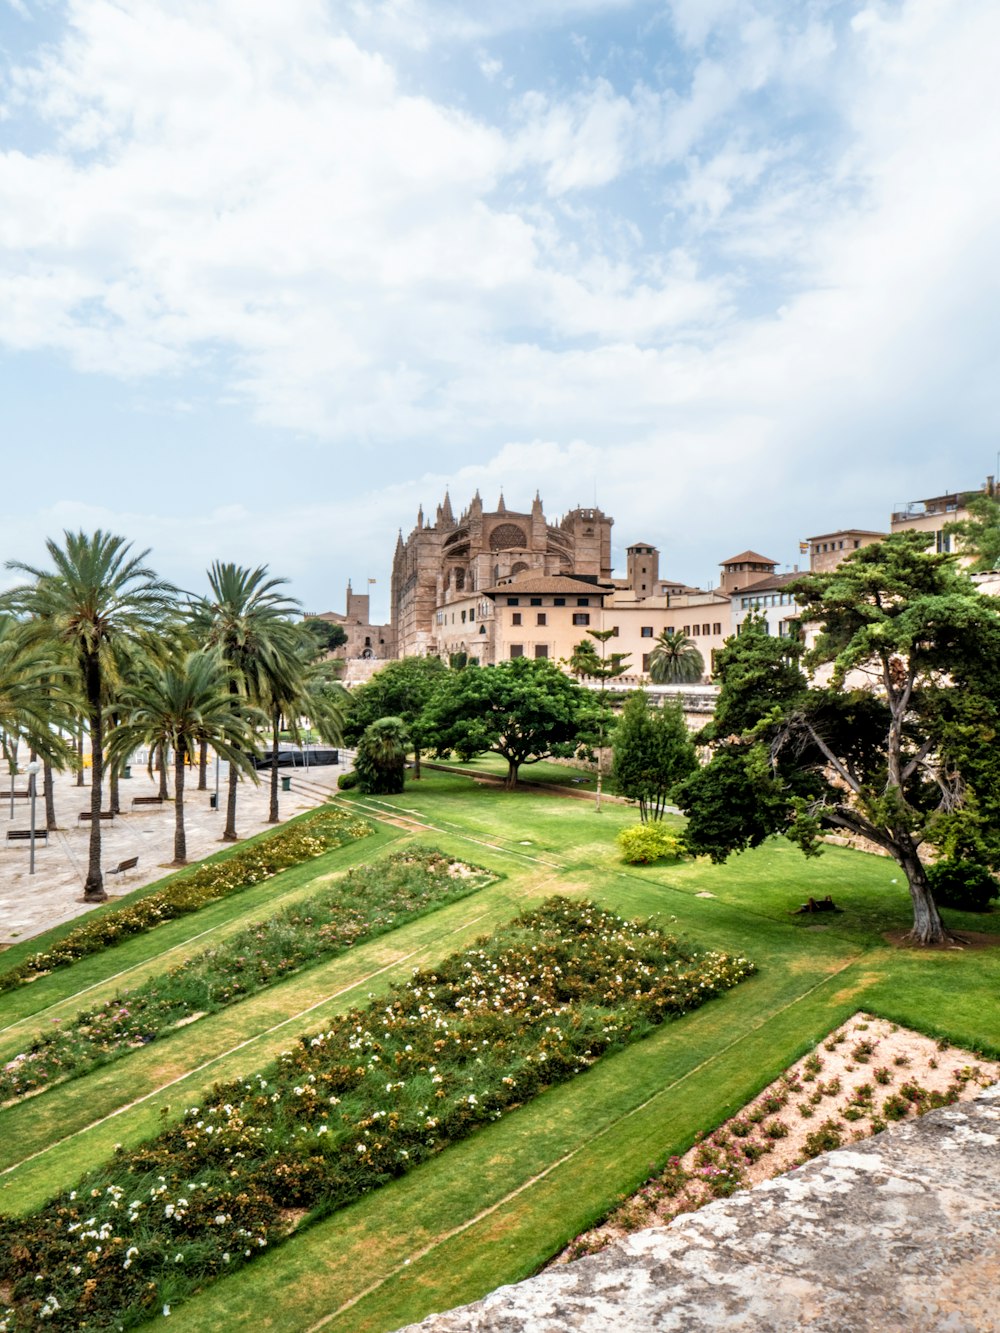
[163,1306,171,1317]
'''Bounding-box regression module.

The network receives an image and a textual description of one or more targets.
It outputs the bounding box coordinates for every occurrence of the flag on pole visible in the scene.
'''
[368,578,377,584]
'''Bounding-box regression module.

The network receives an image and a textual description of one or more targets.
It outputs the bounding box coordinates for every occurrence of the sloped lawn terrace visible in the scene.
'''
[0,850,499,1106]
[0,898,753,1329]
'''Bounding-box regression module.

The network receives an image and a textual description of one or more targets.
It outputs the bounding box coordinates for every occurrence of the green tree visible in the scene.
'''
[354,716,410,794]
[107,651,262,864]
[3,532,176,901]
[612,691,697,822]
[676,534,1000,944]
[301,618,349,656]
[344,656,448,779]
[422,657,595,789]
[192,563,300,842]
[648,630,704,684]
[0,616,75,817]
[946,492,1000,573]
[566,630,631,811]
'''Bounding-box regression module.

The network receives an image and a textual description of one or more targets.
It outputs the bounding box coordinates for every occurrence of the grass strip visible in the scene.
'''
[0,897,754,1330]
[0,809,373,995]
[0,850,498,1105]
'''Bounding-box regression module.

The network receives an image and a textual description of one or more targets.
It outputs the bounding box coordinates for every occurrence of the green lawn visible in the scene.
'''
[2,770,997,1332]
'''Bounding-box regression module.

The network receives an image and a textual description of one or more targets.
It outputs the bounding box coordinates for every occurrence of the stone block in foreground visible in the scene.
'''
[398,1084,1000,1332]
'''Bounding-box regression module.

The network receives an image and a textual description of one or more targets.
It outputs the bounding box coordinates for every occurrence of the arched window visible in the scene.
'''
[489,523,527,551]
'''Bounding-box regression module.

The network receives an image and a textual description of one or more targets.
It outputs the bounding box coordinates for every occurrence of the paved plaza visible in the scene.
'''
[0,758,351,947]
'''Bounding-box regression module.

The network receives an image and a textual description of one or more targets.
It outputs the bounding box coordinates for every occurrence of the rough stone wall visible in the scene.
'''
[398,1084,1000,1333]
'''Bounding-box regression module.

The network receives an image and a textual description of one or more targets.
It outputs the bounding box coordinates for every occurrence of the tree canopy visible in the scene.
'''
[675,534,1000,944]
[344,656,448,777]
[647,630,705,685]
[421,657,595,789]
[612,692,697,823]
[946,492,1000,573]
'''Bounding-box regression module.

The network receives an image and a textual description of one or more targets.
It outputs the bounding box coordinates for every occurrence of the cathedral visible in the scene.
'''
[390,490,614,657]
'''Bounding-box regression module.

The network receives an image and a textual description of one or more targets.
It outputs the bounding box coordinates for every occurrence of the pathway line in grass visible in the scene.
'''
[339,795,567,869]
[301,948,865,1333]
[0,909,494,1181]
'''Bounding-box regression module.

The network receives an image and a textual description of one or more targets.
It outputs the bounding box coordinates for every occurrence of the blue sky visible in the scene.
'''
[1,0,998,618]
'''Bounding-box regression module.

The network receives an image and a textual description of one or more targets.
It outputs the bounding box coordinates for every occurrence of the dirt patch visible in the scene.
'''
[554,1013,1000,1266]
[882,928,1000,952]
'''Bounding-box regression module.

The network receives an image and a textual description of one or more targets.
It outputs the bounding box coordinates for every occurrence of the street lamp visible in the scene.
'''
[26,760,41,875]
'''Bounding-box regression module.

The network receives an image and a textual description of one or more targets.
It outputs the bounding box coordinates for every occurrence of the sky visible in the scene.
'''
[1,0,998,620]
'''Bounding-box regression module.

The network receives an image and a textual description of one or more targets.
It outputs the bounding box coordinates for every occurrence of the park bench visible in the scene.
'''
[131,795,166,808]
[0,790,30,800]
[78,810,115,822]
[108,856,139,878]
[5,829,47,842]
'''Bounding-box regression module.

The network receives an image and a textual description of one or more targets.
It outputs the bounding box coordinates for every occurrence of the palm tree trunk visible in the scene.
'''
[269,708,280,823]
[224,761,239,840]
[84,655,107,902]
[157,742,169,799]
[198,739,208,791]
[76,728,86,787]
[173,744,187,863]
[108,711,121,814]
[223,680,241,841]
[43,759,56,831]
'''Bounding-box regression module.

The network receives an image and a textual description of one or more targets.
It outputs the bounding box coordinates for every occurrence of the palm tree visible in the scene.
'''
[0,615,74,815]
[3,532,176,901]
[107,651,262,863]
[191,563,300,841]
[354,716,410,794]
[648,630,705,685]
[262,631,347,822]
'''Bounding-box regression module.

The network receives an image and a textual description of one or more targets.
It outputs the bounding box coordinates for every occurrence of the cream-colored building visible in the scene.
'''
[890,477,996,555]
[804,529,886,573]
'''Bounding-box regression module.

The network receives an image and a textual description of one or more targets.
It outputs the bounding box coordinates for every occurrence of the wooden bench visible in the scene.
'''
[108,856,139,877]
[0,790,30,799]
[78,810,115,822]
[131,795,166,809]
[5,829,47,842]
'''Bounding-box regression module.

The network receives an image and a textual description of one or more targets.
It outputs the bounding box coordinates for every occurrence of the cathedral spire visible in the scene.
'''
[441,489,454,523]
[497,491,506,514]
[417,504,424,529]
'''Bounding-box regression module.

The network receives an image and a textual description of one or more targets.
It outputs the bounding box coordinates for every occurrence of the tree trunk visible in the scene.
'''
[504,758,519,790]
[43,759,56,831]
[157,743,169,799]
[173,745,187,863]
[107,712,121,814]
[223,679,241,841]
[83,655,107,902]
[413,743,422,780]
[76,729,86,786]
[900,849,949,945]
[198,739,208,791]
[268,709,280,823]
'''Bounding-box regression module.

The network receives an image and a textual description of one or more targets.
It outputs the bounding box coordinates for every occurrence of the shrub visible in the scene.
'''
[926,859,999,912]
[617,823,684,865]
[337,770,359,790]
[354,716,409,794]
[801,1119,844,1160]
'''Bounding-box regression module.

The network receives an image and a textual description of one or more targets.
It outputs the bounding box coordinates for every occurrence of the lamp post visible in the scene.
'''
[26,760,41,875]
[214,749,220,812]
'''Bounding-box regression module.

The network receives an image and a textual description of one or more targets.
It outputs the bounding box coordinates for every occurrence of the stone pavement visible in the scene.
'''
[400,1084,1000,1333]
[0,757,351,947]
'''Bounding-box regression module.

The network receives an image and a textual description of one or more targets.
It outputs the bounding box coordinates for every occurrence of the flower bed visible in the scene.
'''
[0,898,755,1330]
[0,850,498,1105]
[0,809,373,994]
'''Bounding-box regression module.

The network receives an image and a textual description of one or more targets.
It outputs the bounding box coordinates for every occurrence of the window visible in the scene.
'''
[691,625,699,636]
[640,626,654,638]
[536,612,547,626]
[553,597,566,607]
[576,597,590,606]
[936,531,952,553]
[530,597,542,606]
[509,644,524,658]
[461,610,466,623]
[534,644,549,659]
[703,623,710,635]
[511,612,522,626]
[683,625,690,636]
[642,653,652,672]
[853,539,861,549]
[506,597,520,606]
[469,608,475,622]
[713,622,722,635]
[611,625,619,636]
[572,612,590,626]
